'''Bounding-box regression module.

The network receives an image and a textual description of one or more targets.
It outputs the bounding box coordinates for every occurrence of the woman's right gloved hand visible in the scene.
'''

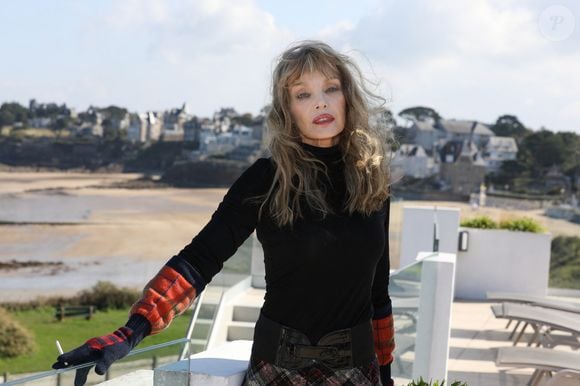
[52,256,203,385]
[52,316,150,386]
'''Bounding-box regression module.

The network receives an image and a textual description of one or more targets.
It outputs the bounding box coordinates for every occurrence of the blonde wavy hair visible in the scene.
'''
[257,40,392,227]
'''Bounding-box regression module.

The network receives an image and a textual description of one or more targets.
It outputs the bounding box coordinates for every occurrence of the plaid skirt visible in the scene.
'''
[242,356,381,385]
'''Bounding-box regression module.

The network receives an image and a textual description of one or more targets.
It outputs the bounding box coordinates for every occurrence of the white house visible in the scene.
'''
[391,144,438,178]
[482,136,518,174]
[407,119,495,152]
[407,119,446,152]
[126,113,145,142]
[126,112,162,142]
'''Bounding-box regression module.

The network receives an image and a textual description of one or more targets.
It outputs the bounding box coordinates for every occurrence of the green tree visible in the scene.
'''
[232,113,254,126]
[519,129,568,172]
[492,159,528,185]
[0,110,15,126]
[100,105,128,121]
[556,131,579,175]
[490,115,530,141]
[398,106,441,123]
[102,118,117,140]
[0,102,28,126]
[52,117,70,137]
[78,107,98,124]
[376,107,397,129]
[100,106,128,140]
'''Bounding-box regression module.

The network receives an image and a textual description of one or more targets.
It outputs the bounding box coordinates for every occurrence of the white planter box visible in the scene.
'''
[455,228,551,299]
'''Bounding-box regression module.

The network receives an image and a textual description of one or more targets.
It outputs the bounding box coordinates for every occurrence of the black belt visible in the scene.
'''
[250,312,375,370]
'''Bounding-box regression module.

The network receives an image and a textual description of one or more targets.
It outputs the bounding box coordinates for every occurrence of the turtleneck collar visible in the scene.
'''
[300,142,343,162]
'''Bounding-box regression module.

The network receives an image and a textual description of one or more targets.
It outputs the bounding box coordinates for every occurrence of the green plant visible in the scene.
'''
[460,216,497,229]
[0,281,140,312]
[0,307,194,374]
[549,236,580,290]
[0,308,36,358]
[498,217,545,233]
[76,281,140,311]
[461,215,545,233]
[405,377,467,386]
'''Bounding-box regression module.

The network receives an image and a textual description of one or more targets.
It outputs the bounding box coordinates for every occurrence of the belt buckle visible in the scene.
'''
[290,344,339,360]
[275,325,355,370]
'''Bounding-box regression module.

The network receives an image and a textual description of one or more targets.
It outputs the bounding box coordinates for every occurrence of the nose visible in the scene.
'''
[315,101,328,110]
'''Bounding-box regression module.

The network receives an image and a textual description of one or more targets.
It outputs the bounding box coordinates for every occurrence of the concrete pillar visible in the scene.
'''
[412,253,457,382]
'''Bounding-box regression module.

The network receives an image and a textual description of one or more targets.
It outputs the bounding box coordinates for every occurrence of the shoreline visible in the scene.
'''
[1,171,578,303]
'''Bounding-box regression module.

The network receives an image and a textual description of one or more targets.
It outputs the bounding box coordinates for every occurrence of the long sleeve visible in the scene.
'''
[129,158,273,335]
[175,158,273,283]
[371,197,395,386]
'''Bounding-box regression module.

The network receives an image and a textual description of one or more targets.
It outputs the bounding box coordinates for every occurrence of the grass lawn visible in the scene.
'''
[0,307,203,375]
[549,235,580,290]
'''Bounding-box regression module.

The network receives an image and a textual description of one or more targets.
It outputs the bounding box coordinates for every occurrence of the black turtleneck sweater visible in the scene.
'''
[177,142,391,344]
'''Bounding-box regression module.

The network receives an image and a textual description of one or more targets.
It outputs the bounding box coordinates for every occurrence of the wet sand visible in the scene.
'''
[1,171,578,302]
[0,171,228,301]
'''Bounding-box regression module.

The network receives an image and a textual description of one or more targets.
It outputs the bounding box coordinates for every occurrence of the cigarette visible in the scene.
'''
[56,340,64,355]
[56,340,69,366]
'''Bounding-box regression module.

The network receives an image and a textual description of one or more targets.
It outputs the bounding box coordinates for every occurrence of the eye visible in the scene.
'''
[296,92,310,100]
[326,85,341,93]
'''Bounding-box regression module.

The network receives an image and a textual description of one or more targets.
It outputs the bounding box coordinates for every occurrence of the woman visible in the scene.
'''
[53,40,396,386]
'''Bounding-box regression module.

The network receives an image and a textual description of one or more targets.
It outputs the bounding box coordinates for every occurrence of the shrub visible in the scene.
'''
[0,281,140,312]
[0,307,36,358]
[549,236,580,289]
[1,295,74,312]
[76,281,140,311]
[551,236,580,269]
[499,217,545,233]
[406,377,467,386]
[460,216,497,229]
[461,215,545,233]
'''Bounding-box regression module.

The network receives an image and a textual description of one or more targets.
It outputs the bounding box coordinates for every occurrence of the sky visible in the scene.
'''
[0,0,578,133]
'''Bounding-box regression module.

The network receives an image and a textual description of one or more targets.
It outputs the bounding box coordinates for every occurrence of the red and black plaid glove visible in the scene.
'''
[372,313,395,386]
[52,315,149,386]
[52,256,204,385]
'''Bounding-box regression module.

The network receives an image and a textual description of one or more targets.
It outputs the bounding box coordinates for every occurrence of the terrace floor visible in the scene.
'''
[420,299,579,386]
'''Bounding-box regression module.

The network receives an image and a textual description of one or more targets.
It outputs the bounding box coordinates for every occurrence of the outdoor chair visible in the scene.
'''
[496,347,580,386]
[490,302,580,349]
[545,369,580,386]
[487,291,580,314]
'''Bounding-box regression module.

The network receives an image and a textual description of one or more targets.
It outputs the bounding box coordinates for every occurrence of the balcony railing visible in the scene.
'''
[2,241,457,385]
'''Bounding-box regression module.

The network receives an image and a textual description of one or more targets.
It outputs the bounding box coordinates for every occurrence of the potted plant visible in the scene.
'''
[455,215,551,299]
[405,377,467,386]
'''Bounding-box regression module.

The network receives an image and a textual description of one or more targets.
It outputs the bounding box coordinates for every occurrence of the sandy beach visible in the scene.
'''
[1,171,578,302]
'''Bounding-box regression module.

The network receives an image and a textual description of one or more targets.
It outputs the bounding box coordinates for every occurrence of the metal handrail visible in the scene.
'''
[178,290,205,360]
[204,289,226,350]
[2,338,191,385]
[2,288,222,385]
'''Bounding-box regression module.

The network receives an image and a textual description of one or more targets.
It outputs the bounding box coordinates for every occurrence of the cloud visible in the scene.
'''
[318,21,356,41]
[317,0,580,131]
[104,0,170,26]
[1,0,577,132]
[93,0,293,114]
[324,0,550,65]
[559,100,580,124]
[103,0,289,62]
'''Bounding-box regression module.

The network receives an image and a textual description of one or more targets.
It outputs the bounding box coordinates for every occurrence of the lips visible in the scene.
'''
[312,114,335,124]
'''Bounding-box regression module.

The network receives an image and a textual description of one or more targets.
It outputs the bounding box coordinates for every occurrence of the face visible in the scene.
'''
[289,70,346,148]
